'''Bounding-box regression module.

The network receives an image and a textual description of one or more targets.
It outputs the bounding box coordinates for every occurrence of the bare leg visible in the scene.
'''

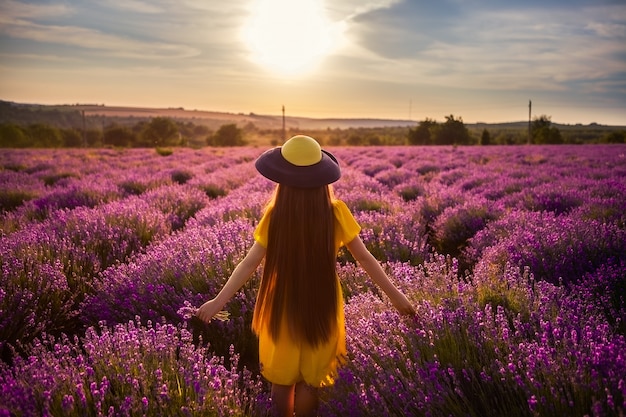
[294,382,319,417]
[271,383,295,417]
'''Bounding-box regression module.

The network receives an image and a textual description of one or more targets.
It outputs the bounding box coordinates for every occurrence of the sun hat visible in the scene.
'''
[255,135,341,188]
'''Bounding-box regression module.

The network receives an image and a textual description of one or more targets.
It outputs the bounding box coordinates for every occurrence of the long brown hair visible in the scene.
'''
[252,184,337,347]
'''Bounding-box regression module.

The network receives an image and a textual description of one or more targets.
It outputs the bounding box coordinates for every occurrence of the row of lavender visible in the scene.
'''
[1,145,625,416]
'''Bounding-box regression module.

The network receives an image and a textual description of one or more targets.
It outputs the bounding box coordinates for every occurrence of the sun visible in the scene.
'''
[242,0,343,77]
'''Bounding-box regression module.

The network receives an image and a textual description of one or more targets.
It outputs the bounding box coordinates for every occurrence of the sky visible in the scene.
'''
[1,0,625,125]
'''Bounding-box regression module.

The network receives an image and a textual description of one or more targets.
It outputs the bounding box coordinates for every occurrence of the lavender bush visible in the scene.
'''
[139,184,210,230]
[29,180,122,220]
[0,319,267,416]
[0,198,172,361]
[0,170,45,214]
[430,197,502,266]
[353,209,430,266]
[81,218,260,367]
[324,258,626,417]
[468,210,626,285]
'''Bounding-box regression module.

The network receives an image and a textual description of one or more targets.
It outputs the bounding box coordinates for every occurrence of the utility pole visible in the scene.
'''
[528,100,532,144]
[82,110,86,147]
[282,105,286,142]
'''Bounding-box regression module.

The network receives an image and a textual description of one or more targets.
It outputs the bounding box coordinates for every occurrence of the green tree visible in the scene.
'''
[435,115,470,145]
[208,124,246,146]
[0,123,29,147]
[193,124,211,137]
[141,117,180,147]
[27,123,63,147]
[602,130,625,144]
[532,115,562,144]
[104,125,136,147]
[480,128,491,145]
[347,133,364,145]
[368,134,382,146]
[61,128,83,147]
[408,118,436,145]
[85,129,103,147]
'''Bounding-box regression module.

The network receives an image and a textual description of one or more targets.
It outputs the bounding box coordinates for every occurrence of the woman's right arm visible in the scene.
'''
[346,235,415,316]
[196,242,266,323]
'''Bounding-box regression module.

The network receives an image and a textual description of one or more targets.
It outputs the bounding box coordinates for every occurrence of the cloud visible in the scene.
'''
[0,1,206,59]
[585,21,626,38]
[328,0,403,21]
[329,0,626,96]
[0,0,73,19]
[0,17,199,59]
[101,0,164,14]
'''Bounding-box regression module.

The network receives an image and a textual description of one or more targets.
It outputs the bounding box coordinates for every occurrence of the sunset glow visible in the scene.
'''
[242,0,344,76]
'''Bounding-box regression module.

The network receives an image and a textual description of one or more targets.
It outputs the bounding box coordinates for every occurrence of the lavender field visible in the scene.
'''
[1,145,625,417]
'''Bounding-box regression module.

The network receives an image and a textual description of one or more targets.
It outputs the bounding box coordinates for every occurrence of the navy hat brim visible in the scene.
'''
[255,147,341,188]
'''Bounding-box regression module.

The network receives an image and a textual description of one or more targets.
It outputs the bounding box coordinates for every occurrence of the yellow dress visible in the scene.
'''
[253,199,361,387]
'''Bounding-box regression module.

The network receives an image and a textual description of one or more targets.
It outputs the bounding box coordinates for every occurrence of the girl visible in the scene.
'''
[196,135,415,416]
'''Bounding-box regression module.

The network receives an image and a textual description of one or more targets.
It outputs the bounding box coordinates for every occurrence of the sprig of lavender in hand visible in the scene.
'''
[212,310,230,321]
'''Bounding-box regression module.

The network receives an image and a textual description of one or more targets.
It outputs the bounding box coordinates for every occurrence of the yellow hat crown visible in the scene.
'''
[280,135,322,166]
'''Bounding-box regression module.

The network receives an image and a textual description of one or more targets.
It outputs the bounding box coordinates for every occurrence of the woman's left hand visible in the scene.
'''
[390,292,416,316]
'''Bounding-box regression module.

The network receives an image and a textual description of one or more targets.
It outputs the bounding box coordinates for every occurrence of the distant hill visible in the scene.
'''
[2,100,623,131]
[77,104,421,129]
[0,101,417,130]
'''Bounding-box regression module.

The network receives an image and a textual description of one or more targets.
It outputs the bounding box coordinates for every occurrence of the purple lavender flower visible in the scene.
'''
[1,145,625,416]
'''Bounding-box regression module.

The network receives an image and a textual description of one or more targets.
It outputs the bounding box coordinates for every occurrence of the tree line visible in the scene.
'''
[1,100,624,148]
[408,114,625,145]
[0,118,250,148]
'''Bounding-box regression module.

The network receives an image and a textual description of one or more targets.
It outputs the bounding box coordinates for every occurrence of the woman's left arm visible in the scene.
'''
[346,235,416,316]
